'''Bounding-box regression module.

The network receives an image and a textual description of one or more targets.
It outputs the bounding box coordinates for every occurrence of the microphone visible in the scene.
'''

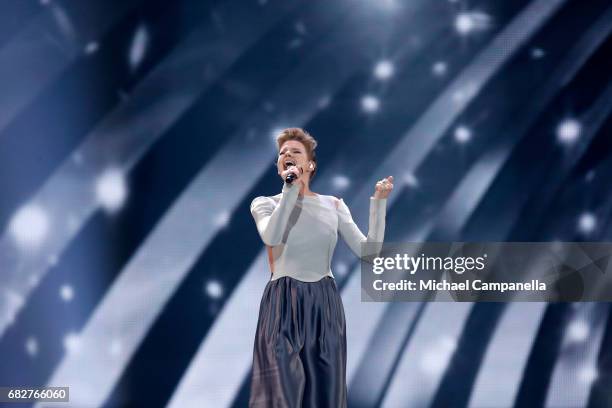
[284,165,301,184]
[285,172,297,184]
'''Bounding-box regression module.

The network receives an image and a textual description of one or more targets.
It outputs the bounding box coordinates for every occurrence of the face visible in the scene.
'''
[277,140,313,177]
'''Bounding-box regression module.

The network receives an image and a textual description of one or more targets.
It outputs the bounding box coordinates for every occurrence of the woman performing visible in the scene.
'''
[248,128,393,407]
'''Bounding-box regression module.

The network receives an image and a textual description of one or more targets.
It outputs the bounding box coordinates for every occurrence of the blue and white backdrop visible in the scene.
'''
[0,0,611,407]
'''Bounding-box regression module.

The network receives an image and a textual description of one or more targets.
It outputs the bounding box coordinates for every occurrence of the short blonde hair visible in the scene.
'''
[276,128,318,180]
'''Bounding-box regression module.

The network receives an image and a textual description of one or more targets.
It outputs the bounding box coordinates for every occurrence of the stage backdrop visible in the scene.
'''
[0,0,611,407]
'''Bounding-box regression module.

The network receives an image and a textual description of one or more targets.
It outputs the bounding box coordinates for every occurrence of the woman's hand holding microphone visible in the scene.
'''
[280,165,305,189]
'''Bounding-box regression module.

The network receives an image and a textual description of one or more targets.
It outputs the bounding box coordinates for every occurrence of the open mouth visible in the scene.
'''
[283,160,296,170]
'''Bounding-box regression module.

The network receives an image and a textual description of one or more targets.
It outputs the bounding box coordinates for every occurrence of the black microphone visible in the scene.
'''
[285,165,301,184]
[285,172,297,184]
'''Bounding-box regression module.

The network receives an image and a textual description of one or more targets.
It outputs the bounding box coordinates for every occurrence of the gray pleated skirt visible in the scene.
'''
[249,276,347,408]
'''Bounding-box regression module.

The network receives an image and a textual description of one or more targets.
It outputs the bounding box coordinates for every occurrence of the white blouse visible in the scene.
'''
[250,182,387,282]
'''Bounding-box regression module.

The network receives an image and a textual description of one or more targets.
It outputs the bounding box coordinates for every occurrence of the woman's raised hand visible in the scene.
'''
[374,176,394,199]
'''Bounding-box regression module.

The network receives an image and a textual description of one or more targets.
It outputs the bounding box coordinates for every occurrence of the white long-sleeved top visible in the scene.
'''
[250,182,387,282]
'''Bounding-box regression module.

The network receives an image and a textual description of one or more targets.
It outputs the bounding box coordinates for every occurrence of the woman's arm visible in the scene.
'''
[250,182,300,246]
[336,197,387,259]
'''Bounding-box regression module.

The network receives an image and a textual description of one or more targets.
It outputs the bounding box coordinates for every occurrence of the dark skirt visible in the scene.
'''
[249,276,347,408]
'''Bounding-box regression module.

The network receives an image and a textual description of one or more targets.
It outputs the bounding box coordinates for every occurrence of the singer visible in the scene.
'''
[248,128,393,407]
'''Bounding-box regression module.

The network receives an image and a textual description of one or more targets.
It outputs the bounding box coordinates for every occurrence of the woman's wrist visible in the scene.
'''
[282,181,300,193]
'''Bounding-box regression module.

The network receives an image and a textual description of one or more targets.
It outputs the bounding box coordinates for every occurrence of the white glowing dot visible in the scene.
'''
[332,175,350,190]
[318,95,331,109]
[374,60,394,80]
[60,284,74,302]
[566,319,589,342]
[3,290,24,307]
[40,0,50,5]
[551,240,564,253]
[455,13,474,34]
[403,172,419,187]
[48,254,59,266]
[271,127,287,143]
[263,101,275,112]
[557,118,581,144]
[9,204,50,249]
[85,42,99,55]
[420,336,457,376]
[334,262,348,277]
[455,11,491,35]
[206,280,223,299]
[213,211,230,228]
[454,126,472,143]
[64,333,82,354]
[578,212,596,234]
[72,152,83,165]
[452,89,466,104]
[95,168,128,212]
[577,365,598,384]
[531,47,545,59]
[67,214,80,233]
[381,0,398,10]
[585,170,595,182]
[28,274,41,288]
[129,25,149,70]
[361,95,380,113]
[295,21,306,35]
[366,0,398,10]
[25,337,39,357]
[1,291,23,325]
[4,311,16,327]
[440,336,457,351]
[109,338,123,357]
[461,82,478,100]
[432,61,448,76]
